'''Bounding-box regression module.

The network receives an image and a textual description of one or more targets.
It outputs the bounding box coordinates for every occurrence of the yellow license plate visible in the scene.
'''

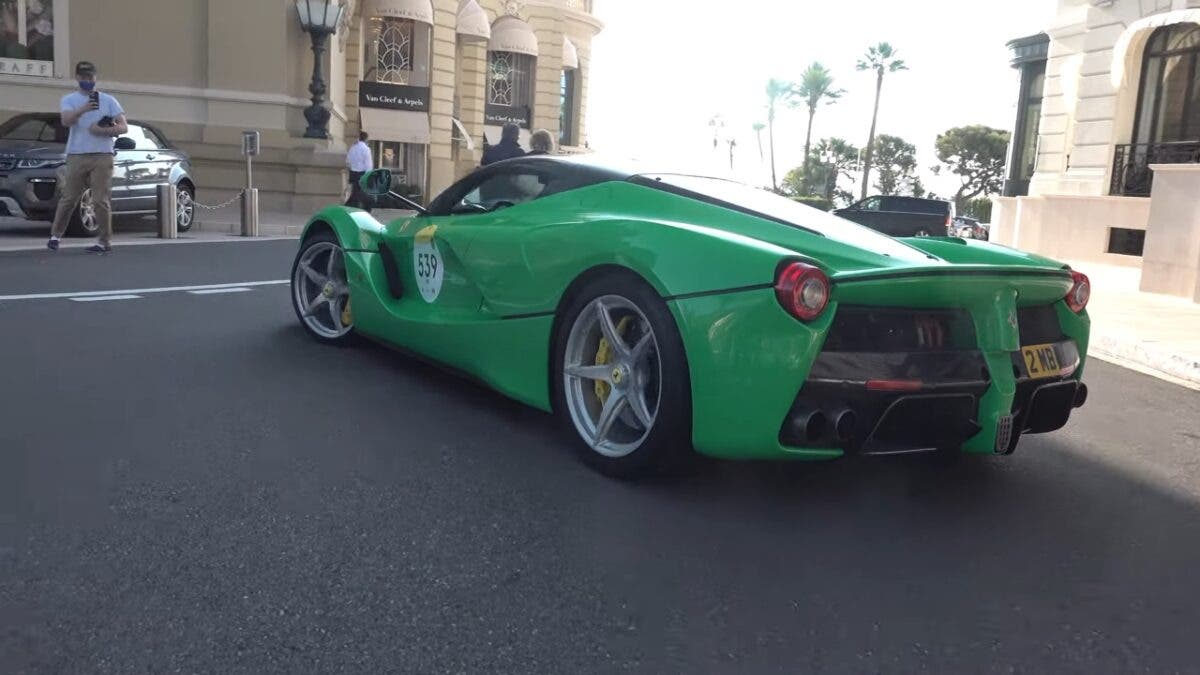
[1021,343,1062,379]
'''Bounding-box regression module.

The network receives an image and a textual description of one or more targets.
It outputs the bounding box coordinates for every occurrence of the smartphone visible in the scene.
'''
[89,91,100,110]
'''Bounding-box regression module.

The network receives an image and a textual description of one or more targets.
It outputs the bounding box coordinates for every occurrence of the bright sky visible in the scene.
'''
[587,0,1057,198]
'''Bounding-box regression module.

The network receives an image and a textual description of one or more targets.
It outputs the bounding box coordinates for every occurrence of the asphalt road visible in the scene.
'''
[2,240,1199,674]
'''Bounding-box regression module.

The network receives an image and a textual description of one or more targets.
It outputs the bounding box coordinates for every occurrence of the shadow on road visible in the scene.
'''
[5,303,1199,672]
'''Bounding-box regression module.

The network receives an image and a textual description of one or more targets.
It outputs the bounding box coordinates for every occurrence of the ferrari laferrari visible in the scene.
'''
[290,156,1090,477]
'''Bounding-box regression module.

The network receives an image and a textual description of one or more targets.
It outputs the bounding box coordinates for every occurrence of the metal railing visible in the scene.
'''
[1110,141,1200,196]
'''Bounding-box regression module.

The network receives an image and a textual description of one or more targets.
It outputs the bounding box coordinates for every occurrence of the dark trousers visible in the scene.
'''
[346,171,372,212]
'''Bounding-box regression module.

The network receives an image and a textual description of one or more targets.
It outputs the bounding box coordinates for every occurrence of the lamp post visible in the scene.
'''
[295,0,345,139]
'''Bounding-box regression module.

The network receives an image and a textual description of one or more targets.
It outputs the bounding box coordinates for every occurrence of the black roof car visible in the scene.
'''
[832,195,955,238]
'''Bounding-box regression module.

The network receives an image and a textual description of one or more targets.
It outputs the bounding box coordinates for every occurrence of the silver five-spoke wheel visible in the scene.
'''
[563,295,662,458]
[292,239,352,339]
[176,186,195,232]
[78,189,98,234]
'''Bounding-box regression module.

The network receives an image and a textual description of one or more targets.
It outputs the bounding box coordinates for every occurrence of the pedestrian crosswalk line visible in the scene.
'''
[188,287,254,295]
[0,280,288,301]
[70,294,143,302]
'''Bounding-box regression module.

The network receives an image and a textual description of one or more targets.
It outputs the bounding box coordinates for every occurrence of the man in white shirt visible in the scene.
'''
[345,131,374,212]
[47,61,128,253]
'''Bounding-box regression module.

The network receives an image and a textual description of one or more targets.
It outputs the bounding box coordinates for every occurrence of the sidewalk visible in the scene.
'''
[1068,260,1200,390]
[192,204,308,237]
[192,204,416,236]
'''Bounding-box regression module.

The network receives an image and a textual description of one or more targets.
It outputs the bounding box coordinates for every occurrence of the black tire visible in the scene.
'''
[551,272,693,479]
[176,183,195,233]
[290,229,357,346]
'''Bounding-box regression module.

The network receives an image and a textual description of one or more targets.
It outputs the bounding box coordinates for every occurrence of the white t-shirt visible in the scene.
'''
[60,91,125,155]
[347,141,373,172]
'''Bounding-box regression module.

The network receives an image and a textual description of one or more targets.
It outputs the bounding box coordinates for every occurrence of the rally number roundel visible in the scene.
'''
[413,224,444,303]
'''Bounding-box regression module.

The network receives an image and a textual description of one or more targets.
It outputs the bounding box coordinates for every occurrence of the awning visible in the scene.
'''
[452,117,475,150]
[456,0,490,40]
[1112,9,1200,87]
[361,108,431,144]
[365,0,434,24]
[484,125,531,149]
[563,37,579,70]
[489,15,538,57]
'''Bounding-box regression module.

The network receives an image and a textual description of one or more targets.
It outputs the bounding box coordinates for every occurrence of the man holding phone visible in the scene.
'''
[47,61,128,253]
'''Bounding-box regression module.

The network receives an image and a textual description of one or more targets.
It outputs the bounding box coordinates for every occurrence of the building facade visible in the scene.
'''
[993,0,1200,302]
[0,0,602,212]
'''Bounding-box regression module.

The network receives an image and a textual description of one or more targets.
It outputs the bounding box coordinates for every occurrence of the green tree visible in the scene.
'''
[856,42,908,200]
[782,137,860,204]
[813,137,860,203]
[765,78,797,192]
[795,62,844,179]
[871,134,918,196]
[934,125,1011,211]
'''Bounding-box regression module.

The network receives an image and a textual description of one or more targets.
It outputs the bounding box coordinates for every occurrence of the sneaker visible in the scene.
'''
[46,238,59,251]
[84,244,112,253]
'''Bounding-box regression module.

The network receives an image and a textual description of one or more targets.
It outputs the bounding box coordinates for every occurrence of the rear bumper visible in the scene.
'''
[780,340,1086,455]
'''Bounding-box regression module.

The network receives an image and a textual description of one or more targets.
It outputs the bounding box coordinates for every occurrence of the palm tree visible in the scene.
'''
[856,42,908,200]
[765,78,796,192]
[752,122,766,162]
[795,62,844,180]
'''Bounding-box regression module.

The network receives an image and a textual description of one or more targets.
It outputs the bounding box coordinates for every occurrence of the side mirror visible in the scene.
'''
[114,137,136,151]
[359,168,393,196]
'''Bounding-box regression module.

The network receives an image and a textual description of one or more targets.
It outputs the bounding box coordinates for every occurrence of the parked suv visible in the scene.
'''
[832,195,954,237]
[0,113,196,236]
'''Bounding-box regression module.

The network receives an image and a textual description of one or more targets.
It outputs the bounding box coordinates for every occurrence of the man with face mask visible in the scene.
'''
[47,61,128,253]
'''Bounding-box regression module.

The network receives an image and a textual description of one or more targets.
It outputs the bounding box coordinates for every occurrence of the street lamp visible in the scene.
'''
[295,0,345,139]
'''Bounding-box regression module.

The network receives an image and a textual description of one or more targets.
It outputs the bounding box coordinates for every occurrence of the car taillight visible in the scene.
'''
[775,261,830,321]
[945,214,953,233]
[1066,270,1090,313]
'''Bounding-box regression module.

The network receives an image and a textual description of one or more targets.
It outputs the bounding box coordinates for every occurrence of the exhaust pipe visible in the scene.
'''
[1073,383,1088,408]
[832,409,857,443]
[790,410,827,443]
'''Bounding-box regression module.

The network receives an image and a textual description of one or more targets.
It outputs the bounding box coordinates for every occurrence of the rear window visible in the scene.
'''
[881,197,950,215]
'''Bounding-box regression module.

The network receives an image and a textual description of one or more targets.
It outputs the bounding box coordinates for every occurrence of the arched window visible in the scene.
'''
[1133,24,1200,145]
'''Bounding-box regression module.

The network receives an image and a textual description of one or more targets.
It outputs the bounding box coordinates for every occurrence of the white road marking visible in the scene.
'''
[187,287,254,295]
[70,294,142,302]
[0,280,288,302]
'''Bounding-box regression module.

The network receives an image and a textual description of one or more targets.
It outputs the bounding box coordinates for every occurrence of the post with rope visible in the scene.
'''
[241,130,260,237]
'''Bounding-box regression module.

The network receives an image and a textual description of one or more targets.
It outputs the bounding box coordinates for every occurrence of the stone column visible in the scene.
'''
[455,39,487,178]
[1140,164,1200,302]
[429,6,459,199]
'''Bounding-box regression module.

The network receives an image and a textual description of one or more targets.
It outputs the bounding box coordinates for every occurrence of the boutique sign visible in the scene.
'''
[484,103,530,129]
[359,81,431,113]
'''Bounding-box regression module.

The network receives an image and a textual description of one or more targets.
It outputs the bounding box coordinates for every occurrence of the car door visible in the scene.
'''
[371,164,549,370]
[837,196,885,231]
[115,124,169,212]
[876,196,914,236]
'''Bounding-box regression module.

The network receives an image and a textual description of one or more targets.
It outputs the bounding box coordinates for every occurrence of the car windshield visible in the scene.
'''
[0,117,67,143]
[639,173,932,262]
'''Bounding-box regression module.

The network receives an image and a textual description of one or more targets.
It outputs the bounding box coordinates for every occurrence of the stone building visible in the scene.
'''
[0,0,602,211]
[993,0,1200,302]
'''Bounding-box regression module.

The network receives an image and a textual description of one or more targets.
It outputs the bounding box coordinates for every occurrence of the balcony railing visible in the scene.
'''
[1110,141,1200,196]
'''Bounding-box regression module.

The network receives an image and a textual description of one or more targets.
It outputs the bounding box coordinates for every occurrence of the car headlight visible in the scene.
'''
[17,159,66,169]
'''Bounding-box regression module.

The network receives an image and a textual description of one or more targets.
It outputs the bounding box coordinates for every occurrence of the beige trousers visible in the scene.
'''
[51,153,115,247]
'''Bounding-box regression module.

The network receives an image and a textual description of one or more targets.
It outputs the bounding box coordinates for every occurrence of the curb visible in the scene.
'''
[194,221,304,237]
[1090,334,1200,391]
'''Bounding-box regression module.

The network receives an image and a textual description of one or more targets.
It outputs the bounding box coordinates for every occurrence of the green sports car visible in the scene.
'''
[290,156,1091,477]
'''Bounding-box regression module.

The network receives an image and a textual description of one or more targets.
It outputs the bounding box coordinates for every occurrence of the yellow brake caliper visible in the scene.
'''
[341,297,353,326]
[594,316,633,403]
